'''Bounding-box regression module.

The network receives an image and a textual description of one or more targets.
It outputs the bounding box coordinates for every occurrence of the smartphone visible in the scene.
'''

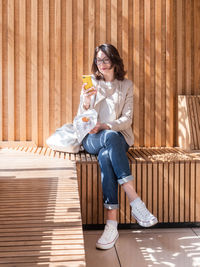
[82,75,93,90]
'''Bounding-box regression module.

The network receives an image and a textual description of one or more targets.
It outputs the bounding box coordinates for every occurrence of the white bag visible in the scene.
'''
[73,109,98,143]
[46,123,81,153]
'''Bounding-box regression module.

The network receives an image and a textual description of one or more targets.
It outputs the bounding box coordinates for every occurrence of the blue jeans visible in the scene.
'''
[82,130,133,209]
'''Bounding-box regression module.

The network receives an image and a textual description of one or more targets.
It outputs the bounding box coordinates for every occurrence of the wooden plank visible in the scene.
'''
[163,162,169,222]
[87,163,92,224]
[185,0,192,95]
[152,163,158,218]
[192,97,200,148]
[174,162,180,222]
[168,162,174,222]
[194,0,200,95]
[196,163,200,221]
[19,0,26,141]
[166,0,173,146]
[92,163,98,224]
[179,162,185,222]
[155,0,162,146]
[147,163,152,212]
[54,0,61,130]
[97,165,104,224]
[99,0,106,44]
[0,0,2,141]
[7,0,15,140]
[42,0,50,145]
[111,0,117,48]
[30,0,38,145]
[189,97,198,149]
[64,0,73,123]
[144,0,151,147]
[190,162,195,222]
[158,162,163,222]
[161,0,166,146]
[133,0,140,146]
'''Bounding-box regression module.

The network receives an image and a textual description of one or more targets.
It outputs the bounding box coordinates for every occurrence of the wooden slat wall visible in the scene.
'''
[1,0,200,147]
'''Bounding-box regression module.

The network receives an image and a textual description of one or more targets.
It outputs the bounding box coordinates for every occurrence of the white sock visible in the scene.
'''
[106,220,118,228]
[130,197,141,208]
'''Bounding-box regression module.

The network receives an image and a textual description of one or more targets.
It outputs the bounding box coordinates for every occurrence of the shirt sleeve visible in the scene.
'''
[106,82,133,131]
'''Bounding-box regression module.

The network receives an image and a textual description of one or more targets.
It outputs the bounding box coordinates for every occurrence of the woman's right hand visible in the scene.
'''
[82,83,97,108]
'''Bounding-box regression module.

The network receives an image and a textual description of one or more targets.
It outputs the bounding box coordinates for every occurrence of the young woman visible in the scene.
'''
[77,44,158,250]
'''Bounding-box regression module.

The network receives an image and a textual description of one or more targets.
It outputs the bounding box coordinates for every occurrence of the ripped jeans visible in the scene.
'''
[82,130,133,209]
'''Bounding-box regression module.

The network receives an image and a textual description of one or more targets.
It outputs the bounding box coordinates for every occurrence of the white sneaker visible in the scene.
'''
[96,224,119,250]
[131,197,158,227]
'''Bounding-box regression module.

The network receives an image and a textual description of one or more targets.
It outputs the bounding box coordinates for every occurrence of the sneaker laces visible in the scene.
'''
[134,202,152,219]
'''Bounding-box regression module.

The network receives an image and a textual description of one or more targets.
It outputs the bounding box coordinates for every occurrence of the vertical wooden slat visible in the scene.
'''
[111,0,117,48]
[144,0,151,146]
[169,162,174,222]
[122,0,128,73]
[174,162,180,222]
[87,164,92,224]
[99,0,106,44]
[142,163,147,205]
[31,0,38,145]
[54,0,61,130]
[81,163,86,225]
[42,0,49,145]
[139,0,144,146]
[166,0,174,146]
[147,163,152,212]
[185,0,192,95]
[128,0,133,80]
[190,162,195,222]
[155,0,162,146]
[7,0,14,140]
[163,162,169,222]
[19,0,26,141]
[98,165,104,224]
[161,0,166,146]
[64,0,72,123]
[88,0,95,69]
[184,162,190,222]
[158,162,163,222]
[133,0,140,146]
[153,163,158,218]
[196,163,200,221]
[92,164,98,224]
[194,0,200,95]
[150,0,155,146]
[74,0,83,117]
[0,0,2,140]
[106,0,111,43]
[179,162,185,222]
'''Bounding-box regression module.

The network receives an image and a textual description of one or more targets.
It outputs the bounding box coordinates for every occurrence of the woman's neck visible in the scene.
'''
[104,74,115,82]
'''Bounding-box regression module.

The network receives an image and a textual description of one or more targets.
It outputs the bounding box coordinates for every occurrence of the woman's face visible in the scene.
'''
[96,50,114,79]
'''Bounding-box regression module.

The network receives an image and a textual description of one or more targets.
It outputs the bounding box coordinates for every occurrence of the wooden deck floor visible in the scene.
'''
[84,228,200,267]
[0,147,86,266]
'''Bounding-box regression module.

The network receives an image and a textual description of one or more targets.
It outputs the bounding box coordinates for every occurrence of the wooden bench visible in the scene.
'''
[75,147,200,226]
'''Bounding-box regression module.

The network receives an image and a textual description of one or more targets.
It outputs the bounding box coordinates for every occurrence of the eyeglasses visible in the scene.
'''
[95,57,111,65]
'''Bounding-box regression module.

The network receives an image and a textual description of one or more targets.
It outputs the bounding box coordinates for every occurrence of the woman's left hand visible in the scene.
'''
[89,122,110,134]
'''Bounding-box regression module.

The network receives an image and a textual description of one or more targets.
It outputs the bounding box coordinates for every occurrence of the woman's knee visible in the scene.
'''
[102,130,121,146]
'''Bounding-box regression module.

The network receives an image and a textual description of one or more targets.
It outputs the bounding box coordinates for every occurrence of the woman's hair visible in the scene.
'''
[91,44,126,80]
